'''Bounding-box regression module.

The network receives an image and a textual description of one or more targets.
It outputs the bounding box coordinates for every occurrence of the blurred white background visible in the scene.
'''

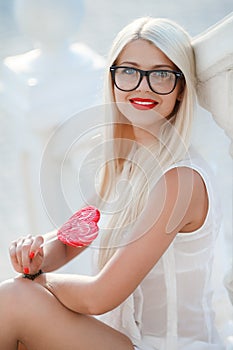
[0,0,233,57]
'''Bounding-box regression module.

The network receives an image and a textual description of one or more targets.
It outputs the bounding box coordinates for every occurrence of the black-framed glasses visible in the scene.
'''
[110,66,184,95]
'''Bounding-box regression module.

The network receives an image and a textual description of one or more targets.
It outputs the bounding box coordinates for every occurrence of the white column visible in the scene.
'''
[193,12,233,307]
[193,13,233,155]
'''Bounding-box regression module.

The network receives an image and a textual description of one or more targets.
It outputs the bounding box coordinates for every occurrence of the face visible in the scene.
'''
[112,39,183,131]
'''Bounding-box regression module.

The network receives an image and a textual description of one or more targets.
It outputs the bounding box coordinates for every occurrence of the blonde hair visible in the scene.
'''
[97,17,196,270]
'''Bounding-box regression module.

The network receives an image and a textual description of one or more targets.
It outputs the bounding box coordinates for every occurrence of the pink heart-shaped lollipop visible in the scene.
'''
[57,206,100,247]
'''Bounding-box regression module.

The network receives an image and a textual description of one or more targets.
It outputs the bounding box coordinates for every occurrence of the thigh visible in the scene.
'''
[7,278,134,350]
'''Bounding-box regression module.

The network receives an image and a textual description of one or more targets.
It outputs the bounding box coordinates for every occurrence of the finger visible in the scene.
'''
[27,236,44,275]
[9,240,21,272]
[28,253,44,275]
[14,237,25,270]
[21,237,33,273]
[29,236,44,259]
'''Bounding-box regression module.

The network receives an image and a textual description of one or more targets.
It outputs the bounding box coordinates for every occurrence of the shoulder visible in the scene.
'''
[164,165,205,189]
[162,166,208,233]
[160,165,203,202]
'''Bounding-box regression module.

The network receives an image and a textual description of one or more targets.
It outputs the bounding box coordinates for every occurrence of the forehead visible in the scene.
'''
[116,39,175,69]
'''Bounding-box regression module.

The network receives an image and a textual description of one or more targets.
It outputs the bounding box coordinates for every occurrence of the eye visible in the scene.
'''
[121,67,137,75]
[152,70,170,79]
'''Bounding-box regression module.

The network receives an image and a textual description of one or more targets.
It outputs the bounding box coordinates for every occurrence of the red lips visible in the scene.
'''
[130,98,158,110]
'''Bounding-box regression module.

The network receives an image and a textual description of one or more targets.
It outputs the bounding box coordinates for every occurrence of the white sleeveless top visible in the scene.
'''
[95,147,225,350]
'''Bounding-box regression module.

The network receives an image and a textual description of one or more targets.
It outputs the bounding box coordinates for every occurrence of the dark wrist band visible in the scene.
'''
[22,269,43,281]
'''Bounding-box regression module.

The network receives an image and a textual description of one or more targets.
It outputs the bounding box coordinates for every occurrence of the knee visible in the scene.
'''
[0,279,34,345]
[0,278,18,319]
[0,277,23,297]
[0,277,37,313]
[0,276,47,330]
[0,278,15,301]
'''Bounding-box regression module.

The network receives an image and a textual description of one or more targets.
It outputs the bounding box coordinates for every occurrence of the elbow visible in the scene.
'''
[85,298,113,316]
[84,280,117,316]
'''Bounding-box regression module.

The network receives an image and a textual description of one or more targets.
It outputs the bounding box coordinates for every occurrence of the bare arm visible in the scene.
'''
[37,167,208,314]
[41,231,88,271]
[9,228,87,275]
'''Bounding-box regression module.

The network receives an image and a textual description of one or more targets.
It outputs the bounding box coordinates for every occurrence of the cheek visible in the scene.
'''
[168,96,179,110]
[113,88,132,121]
[114,87,127,103]
[162,91,180,116]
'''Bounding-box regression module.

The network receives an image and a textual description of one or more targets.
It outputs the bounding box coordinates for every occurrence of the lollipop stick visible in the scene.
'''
[40,235,58,248]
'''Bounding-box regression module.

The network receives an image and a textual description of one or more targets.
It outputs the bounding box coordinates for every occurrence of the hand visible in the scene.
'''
[9,234,44,275]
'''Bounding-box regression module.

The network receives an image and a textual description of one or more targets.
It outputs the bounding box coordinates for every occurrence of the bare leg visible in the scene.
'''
[0,277,134,350]
[18,343,27,350]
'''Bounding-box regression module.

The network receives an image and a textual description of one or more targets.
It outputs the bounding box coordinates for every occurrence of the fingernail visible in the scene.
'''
[29,251,35,259]
[23,267,29,274]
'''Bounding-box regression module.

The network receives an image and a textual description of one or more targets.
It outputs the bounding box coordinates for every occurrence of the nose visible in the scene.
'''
[137,75,151,91]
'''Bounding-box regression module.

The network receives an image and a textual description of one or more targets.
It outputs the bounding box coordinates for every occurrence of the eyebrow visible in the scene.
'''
[118,61,175,70]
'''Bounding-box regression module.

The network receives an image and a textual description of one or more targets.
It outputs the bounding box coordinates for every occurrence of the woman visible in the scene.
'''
[0,17,224,350]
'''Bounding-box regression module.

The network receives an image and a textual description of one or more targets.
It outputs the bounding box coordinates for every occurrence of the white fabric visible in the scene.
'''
[95,147,225,349]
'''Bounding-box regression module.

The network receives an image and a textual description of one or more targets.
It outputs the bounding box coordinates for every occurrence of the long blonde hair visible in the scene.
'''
[97,17,196,270]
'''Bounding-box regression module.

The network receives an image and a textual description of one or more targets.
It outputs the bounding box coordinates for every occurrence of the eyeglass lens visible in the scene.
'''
[112,67,179,94]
